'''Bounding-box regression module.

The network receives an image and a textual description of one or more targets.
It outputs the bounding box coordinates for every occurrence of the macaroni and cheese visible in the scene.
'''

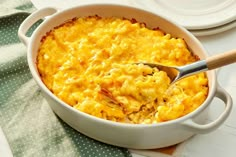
[37,16,208,124]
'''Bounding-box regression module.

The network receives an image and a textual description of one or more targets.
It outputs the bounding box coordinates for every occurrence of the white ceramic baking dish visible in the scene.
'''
[18,4,232,149]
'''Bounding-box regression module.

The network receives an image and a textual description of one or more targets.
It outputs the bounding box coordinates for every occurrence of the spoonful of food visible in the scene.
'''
[137,49,236,84]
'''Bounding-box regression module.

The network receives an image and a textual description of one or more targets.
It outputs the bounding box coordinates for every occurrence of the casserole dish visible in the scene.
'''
[18,4,232,149]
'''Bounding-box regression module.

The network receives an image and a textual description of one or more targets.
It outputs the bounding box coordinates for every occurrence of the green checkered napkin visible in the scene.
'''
[0,0,131,156]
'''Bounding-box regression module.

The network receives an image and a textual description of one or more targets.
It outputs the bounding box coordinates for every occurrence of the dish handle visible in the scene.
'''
[181,85,232,134]
[18,7,58,46]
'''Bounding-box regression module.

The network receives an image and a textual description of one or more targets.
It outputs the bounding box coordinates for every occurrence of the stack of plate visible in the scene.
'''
[31,0,236,36]
[134,0,236,36]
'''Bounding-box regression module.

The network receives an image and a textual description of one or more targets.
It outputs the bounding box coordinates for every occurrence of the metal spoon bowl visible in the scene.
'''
[138,49,236,84]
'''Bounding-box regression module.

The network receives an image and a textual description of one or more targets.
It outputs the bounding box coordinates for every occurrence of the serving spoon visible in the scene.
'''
[138,49,236,84]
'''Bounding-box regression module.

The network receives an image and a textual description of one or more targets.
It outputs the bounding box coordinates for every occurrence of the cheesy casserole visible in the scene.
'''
[37,16,208,124]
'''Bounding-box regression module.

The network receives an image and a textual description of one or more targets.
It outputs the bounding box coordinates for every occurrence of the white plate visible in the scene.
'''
[134,0,236,30]
[30,0,236,36]
[190,19,236,36]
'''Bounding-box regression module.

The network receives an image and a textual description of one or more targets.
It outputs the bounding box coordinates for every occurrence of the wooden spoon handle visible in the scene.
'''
[206,49,236,70]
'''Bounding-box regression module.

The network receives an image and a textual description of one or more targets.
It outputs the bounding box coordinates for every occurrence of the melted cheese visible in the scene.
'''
[37,16,208,124]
